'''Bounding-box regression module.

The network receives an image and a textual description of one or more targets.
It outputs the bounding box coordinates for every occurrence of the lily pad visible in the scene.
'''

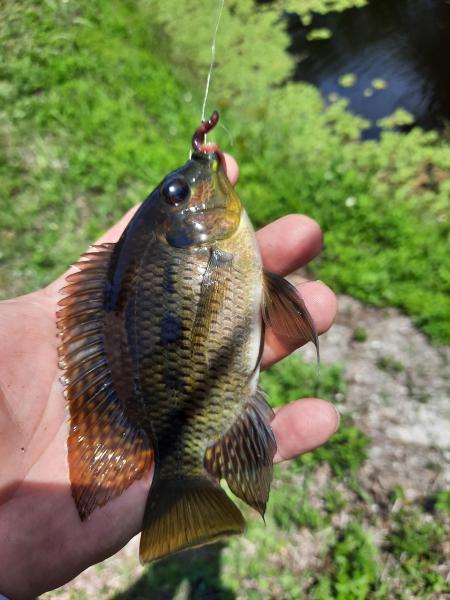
[306,28,332,41]
[339,73,357,87]
[372,78,388,90]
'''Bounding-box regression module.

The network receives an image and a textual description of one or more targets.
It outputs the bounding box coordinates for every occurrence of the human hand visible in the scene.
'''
[0,155,337,599]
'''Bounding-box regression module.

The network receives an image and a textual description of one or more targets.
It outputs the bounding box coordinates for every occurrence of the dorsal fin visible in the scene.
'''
[57,244,153,519]
[204,388,276,517]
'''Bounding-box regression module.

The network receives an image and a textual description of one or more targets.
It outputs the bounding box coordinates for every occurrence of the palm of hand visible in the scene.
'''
[0,160,337,599]
[0,286,150,598]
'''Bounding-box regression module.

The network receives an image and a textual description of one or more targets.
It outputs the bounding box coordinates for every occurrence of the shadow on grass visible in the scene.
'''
[113,543,234,600]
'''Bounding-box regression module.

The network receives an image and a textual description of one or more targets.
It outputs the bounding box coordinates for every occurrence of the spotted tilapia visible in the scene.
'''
[57,112,318,562]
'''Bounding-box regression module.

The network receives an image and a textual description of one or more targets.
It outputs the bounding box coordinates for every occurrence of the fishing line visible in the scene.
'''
[200,0,225,126]
[218,120,234,147]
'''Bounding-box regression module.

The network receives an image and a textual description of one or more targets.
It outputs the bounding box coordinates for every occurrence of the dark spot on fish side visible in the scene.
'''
[160,315,182,344]
[163,361,185,394]
[163,263,177,295]
[166,230,195,248]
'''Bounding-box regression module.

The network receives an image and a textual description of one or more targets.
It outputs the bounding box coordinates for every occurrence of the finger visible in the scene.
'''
[223,153,239,185]
[271,398,339,463]
[261,280,337,369]
[257,214,323,276]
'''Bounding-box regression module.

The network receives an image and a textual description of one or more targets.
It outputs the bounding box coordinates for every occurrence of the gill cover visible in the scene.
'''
[163,149,241,248]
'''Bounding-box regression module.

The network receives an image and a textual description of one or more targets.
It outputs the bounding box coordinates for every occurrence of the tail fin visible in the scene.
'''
[139,476,246,563]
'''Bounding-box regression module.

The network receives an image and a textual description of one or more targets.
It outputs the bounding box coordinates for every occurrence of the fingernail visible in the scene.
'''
[333,405,341,433]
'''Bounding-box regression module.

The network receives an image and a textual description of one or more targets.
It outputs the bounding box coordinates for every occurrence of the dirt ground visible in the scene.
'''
[313,294,450,499]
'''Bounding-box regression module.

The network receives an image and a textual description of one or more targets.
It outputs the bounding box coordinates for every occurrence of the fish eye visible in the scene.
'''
[161,176,191,206]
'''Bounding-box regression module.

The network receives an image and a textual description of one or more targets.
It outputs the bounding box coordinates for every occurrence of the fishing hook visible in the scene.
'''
[192,111,225,169]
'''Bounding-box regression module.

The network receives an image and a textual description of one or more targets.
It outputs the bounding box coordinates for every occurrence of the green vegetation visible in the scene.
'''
[260,352,345,405]
[372,78,388,90]
[3,1,449,598]
[339,73,358,88]
[1,0,449,343]
[375,354,404,375]
[274,0,368,25]
[425,489,450,515]
[306,28,333,41]
[352,326,368,342]
[0,1,193,293]
[377,108,415,129]
[310,522,386,600]
[388,508,446,563]
[385,507,448,596]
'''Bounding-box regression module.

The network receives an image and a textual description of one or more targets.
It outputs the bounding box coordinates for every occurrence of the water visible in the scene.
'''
[283,0,450,138]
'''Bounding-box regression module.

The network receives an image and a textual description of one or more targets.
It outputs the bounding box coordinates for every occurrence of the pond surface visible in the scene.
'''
[284,0,450,138]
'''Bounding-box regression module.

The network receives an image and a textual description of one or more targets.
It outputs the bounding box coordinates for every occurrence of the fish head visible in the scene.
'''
[156,152,242,248]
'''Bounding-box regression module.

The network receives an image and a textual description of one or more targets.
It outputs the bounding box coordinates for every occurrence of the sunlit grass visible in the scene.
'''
[3,2,450,598]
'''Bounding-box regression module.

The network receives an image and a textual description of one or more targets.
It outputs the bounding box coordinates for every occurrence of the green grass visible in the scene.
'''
[375,355,405,375]
[262,356,368,479]
[385,507,449,597]
[310,522,386,600]
[260,352,346,406]
[323,485,347,515]
[352,326,368,342]
[0,0,194,294]
[293,415,369,480]
[425,489,450,515]
[1,0,450,344]
[2,2,450,598]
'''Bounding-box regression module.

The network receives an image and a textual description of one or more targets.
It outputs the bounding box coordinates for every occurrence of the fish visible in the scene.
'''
[56,111,318,563]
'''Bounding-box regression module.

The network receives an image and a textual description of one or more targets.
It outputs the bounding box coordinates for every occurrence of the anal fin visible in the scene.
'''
[204,388,276,517]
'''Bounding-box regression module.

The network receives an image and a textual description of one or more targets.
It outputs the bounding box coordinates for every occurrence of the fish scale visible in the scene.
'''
[121,212,260,486]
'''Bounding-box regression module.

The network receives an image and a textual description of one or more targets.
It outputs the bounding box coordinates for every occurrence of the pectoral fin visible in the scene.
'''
[191,247,234,353]
[204,388,276,517]
[262,270,319,364]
